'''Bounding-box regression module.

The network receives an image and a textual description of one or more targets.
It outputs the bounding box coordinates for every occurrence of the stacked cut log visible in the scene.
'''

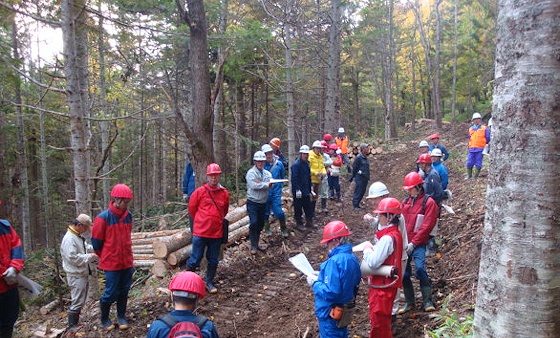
[133,202,291,277]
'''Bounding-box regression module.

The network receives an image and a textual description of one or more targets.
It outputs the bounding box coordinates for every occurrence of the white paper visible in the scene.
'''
[352,240,374,252]
[289,253,316,277]
[17,273,43,298]
[442,203,455,214]
[269,178,289,183]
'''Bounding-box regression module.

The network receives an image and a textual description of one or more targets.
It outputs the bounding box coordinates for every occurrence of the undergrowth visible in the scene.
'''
[427,294,474,338]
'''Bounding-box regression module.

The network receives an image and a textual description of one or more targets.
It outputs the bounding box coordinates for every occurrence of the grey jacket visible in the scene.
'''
[246,166,272,203]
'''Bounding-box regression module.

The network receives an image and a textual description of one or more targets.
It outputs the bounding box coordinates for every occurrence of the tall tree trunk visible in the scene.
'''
[285,23,296,176]
[325,0,341,134]
[433,0,442,128]
[212,0,229,169]
[383,0,397,139]
[61,0,91,214]
[450,0,458,123]
[98,2,110,210]
[474,0,560,336]
[175,0,214,184]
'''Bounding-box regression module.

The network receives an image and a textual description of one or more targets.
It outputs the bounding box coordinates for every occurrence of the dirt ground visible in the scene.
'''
[16,119,488,338]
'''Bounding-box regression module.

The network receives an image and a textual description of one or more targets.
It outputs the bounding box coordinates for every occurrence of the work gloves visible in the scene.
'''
[182,194,189,201]
[295,190,302,199]
[87,253,99,264]
[306,270,319,286]
[2,267,18,285]
[406,243,415,255]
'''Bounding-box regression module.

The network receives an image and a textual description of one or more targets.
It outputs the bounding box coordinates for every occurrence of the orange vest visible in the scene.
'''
[335,136,349,154]
[468,125,487,149]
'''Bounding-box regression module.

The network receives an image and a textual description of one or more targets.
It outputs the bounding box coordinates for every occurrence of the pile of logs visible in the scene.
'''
[132,205,251,278]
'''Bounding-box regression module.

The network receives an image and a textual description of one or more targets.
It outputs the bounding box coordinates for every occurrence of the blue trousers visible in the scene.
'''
[318,316,349,338]
[247,199,267,249]
[101,267,134,303]
[265,194,285,221]
[328,175,341,198]
[403,244,430,287]
[466,149,484,169]
[187,236,222,269]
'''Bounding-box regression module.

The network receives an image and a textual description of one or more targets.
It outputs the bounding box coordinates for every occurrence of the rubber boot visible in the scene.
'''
[306,217,316,228]
[295,218,305,231]
[321,198,327,214]
[206,265,218,294]
[116,297,129,329]
[398,279,415,314]
[186,263,196,272]
[68,311,80,329]
[465,167,473,180]
[264,220,272,236]
[421,285,436,312]
[100,301,114,331]
[473,167,480,179]
[0,326,14,338]
[279,219,288,238]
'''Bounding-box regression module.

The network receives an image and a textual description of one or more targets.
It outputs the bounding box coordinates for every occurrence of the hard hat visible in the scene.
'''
[76,214,92,227]
[270,137,281,148]
[299,145,310,154]
[312,140,323,148]
[430,148,443,157]
[418,140,429,148]
[320,140,329,148]
[429,133,440,140]
[206,163,222,175]
[338,127,345,133]
[417,153,432,164]
[366,181,389,199]
[472,112,482,120]
[323,133,332,141]
[373,197,402,214]
[253,151,266,161]
[110,184,133,199]
[328,143,339,151]
[320,220,351,244]
[402,172,424,190]
[169,271,206,300]
[261,144,274,153]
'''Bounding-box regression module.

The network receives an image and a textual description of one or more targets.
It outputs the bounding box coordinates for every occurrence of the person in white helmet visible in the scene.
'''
[246,151,273,254]
[291,145,314,231]
[466,112,491,179]
[362,182,409,317]
[261,144,288,238]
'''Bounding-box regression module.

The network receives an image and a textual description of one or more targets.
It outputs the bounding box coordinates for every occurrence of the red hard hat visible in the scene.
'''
[416,153,432,164]
[270,137,281,148]
[320,140,329,148]
[169,271,206,299]
[402,172,424,190]
[374,197,402,214]
[323,133,333,141]
[110,184,133,199]
[206,163,222,175]
[328,143,339,151]
[320,220,351,244]
[429,133,440,140]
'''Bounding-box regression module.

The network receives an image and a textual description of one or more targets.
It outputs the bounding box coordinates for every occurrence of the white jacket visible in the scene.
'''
[60,227,95,276]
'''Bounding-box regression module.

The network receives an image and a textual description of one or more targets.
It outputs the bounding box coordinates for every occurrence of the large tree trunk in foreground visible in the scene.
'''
[473,0,560,336]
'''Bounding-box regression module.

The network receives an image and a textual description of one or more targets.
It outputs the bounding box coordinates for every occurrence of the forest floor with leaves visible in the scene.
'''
[16,119,488,338]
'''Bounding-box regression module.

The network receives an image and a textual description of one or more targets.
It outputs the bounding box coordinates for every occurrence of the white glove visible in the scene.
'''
[357,170,363,175]
[295,190,302,199]
[87,253,99,264]
[182,194,189,201]
[306,275,317,286]
[336,149,342,155]
[406,243,415,255]
[311,270,319,276]
[2,267,18,285]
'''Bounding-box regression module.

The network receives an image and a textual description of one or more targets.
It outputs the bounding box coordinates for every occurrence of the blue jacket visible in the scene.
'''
[428,144,450,161]
[146,309,219,338]
[264,156,285,198]
[432,161,449,190]
[290,157,312,197]
[423,167,444,205]
[182,162,195,196]
[312,243,361,319]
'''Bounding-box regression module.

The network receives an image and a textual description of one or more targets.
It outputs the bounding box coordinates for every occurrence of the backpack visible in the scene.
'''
[158,313,208,338]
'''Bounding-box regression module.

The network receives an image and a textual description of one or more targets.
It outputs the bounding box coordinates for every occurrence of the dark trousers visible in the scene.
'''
[328,175,341,198]
[188,236,222,270]
[352,176,368,207]
[100,268,134,303]
[293,195,314,223]
[0,288,19,337]
[247,199,267,249]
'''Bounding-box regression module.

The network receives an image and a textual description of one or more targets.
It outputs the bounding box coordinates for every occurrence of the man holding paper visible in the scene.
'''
[307,221,361,338]
[361,198,404,338]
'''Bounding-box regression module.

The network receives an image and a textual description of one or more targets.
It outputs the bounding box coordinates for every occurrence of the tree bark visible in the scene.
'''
[325,0,342,134]
[474,0,560,336]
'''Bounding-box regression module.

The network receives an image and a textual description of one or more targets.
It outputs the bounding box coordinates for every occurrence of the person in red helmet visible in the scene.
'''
[327,143,343,201]
[92,183,134,331]
[323,133,333,144]
[307,220,361,338]
[362,198,404,338]
[399,172,439,314]
[146,271,219,338]
[186,163,229,294]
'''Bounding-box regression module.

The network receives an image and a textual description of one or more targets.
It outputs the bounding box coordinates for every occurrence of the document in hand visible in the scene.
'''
[352,240,374,252]
[289,253,316,278]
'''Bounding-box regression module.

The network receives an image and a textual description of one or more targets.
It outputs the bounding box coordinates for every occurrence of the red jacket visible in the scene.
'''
[91,201,133,271]
[401,193,439,246]
[368,225,403,288]
[189,183,230,239]
[0,220,24,294]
